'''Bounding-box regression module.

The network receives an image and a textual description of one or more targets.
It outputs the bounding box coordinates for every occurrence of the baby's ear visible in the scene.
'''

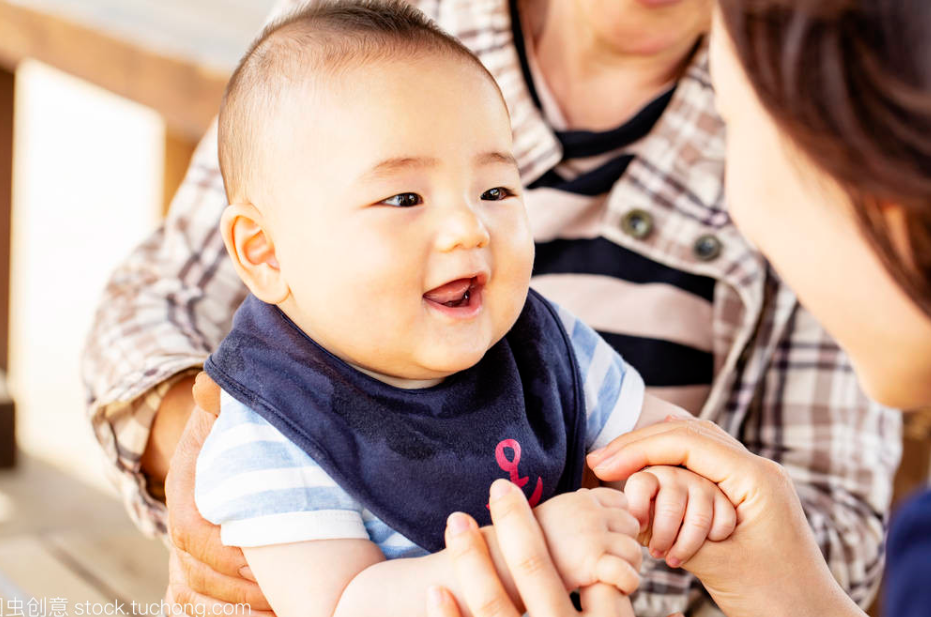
[220,203,289,304]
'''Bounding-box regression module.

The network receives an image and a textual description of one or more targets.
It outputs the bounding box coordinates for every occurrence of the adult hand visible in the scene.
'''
[164,373,274,617]
[587,419,864,617]
[427,479,633,617]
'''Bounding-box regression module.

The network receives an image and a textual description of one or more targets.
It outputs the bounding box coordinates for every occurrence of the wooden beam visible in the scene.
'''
[0,64,13,469]
[0,63,11,373]
[0,1,227,142]
[0,370,13,468]
[163,129,198,216]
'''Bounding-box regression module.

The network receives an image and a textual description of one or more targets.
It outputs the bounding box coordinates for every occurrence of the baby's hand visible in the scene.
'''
[624,465,737,569]
[532,487,643,594]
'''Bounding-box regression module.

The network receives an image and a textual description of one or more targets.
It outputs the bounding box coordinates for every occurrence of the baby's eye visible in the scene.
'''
[481,187,514,201]
[380,193,423,208]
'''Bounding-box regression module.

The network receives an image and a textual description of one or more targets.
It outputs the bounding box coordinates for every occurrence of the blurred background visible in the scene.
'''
[0,0,927,615]
[0,0,275,607]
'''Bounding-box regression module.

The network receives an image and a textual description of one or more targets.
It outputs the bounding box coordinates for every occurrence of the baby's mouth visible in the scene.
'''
[423,277,477,308]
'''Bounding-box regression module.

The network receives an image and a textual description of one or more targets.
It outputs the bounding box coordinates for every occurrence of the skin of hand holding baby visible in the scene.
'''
[192,3,737,617]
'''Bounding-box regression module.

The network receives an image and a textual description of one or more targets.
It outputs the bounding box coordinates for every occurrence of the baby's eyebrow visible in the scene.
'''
[361,156,440,181]
[474,151,518,170]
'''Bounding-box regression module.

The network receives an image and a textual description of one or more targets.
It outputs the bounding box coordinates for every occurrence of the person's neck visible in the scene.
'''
[527,0,698,131]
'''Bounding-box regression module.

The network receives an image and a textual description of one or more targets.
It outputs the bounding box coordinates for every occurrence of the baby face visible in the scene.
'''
[262,55,534,388]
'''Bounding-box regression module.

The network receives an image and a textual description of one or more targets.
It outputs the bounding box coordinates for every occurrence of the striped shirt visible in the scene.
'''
[194,304,644,552]
[81,0,902,614]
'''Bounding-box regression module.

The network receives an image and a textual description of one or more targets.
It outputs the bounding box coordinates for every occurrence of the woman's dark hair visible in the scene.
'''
[718,0,931,315]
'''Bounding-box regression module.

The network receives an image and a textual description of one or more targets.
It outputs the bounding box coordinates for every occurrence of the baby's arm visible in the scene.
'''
[242,486,641,617]
[243,532,475,617]
[634,393,693,429]
[550,301,689,451]
[243,537,472,617]
[243,539,386,617]
[245,533,507,617]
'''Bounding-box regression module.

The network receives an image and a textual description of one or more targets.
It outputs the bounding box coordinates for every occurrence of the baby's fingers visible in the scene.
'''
[606,510,641,540]
[589,486,629,510]
[594,554,640,595]
[709,488,737,541]
[647,483,687,559]
[590,487,640,539]
[608,533,644,574]
[623,471,659,533]
[664,485,714,568]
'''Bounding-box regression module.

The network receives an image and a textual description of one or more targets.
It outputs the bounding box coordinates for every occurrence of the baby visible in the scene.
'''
[193,1,735,616]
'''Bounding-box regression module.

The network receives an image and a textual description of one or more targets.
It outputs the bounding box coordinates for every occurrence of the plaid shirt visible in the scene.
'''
[81,0,902,614]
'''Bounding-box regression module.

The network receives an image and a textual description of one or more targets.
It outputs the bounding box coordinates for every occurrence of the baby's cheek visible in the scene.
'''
[496,214,534,275]
[490,231,534,327]
[509,234,536,297]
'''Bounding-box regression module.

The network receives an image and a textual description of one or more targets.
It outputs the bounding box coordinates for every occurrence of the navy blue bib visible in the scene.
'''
[205,289,586,552]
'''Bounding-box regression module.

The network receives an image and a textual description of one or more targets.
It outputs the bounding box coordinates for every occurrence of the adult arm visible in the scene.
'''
[140,375,197,488]
[588,418,867,617]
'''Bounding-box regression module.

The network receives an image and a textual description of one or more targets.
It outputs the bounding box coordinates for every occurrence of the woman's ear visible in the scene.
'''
[220,203,290,304]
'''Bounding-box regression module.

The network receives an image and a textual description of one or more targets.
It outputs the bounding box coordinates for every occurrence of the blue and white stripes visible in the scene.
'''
[554,303,644,452]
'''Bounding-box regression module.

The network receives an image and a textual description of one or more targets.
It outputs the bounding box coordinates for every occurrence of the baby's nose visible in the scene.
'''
[435,206,490,252]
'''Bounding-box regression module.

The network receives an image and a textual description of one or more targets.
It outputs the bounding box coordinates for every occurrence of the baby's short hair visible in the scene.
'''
[218,0,500,205]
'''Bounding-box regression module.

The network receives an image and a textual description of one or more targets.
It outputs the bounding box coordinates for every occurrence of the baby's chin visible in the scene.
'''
[346,343,494,389]
[417,347,492,376]
[350,314,517,385]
